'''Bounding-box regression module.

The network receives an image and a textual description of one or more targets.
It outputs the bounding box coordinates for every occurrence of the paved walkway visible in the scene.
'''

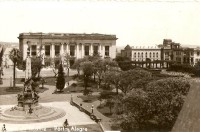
[0,78,111,131]
[0,79,97,131]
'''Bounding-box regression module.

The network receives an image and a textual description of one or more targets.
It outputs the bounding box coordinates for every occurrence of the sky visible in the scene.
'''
[0,0,200,47]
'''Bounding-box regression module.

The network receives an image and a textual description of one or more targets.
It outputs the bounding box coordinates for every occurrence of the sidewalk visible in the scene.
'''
[72,92,112,131]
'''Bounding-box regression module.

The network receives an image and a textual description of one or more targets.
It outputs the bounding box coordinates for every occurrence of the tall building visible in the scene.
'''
[18,32,117,66]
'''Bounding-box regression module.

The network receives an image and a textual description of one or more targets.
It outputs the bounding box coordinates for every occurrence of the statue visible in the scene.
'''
[25,47,32,80]
[17,78,39,111]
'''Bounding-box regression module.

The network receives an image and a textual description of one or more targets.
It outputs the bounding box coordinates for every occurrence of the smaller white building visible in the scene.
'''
[121,45,161,61]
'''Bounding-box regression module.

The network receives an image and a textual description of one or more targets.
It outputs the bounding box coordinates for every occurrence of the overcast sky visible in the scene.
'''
[0,0,199,47]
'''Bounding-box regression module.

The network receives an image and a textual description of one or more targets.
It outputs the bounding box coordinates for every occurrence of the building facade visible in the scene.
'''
[18,33,117,65]
[121,39,199,68]
[121,45,161,61]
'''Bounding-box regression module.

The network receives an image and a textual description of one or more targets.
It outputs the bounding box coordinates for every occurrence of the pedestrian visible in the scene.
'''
[63,119,69,128]
[2,124,6,132]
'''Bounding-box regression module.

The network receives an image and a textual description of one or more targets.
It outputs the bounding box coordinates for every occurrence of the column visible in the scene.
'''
[99,44,101,57]
[90,44,93,56]
[61,43,64,56]
[82,44,84,58]
[102,45,105,58]
[51,43,55,58]
[66,44,69,55]
[29,45,32,57]
[76,44,79,59]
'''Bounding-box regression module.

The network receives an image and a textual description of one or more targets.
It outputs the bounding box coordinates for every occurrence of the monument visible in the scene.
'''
[0,47,66,123]
[25,47,32,80]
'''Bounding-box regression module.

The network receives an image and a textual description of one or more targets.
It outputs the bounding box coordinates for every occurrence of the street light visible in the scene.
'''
[91,105,94,114]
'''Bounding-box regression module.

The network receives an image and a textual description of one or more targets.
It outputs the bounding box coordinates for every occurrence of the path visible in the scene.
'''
[0,79,98,132]
[172,78,200,132]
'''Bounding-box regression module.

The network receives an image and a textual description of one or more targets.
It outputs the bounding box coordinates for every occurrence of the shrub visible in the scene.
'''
[100,91,116,99]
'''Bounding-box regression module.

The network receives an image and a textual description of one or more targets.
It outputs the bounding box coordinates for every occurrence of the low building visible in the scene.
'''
[121,45,161,61]
[18,32,117,66]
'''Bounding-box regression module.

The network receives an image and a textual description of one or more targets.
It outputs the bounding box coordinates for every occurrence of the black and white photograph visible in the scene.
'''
[0,0,200,132]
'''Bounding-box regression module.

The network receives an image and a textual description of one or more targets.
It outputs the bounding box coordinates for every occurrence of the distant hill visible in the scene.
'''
[0,41,18,48]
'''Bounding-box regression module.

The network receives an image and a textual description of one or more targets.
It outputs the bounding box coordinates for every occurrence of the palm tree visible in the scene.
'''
[9,48,22,88]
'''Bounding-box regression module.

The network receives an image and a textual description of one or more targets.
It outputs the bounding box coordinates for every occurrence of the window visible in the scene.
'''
[153,52,155,57]
[31,45,37,56]
[156,52,158,57]
[105,46,109,56]
[55,45,60,56]
[134,53,136,57]
[85,46,89,56]
[45,45,50,56]
[70,45,75,56]
[197,51,200,56]
[93,46,98,55]
[141,53,143,58]
[150,52,152,58]
[145,52,147,57]
[138,52,140,57]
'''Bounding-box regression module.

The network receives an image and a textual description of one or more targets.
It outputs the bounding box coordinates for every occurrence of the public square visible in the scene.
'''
[0,67,104,132]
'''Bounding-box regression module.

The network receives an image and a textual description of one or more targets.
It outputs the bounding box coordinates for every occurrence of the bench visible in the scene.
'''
[90,114,101,122]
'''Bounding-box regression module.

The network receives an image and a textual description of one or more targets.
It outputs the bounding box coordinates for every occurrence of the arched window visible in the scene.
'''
[153,52,155,57]
[156,52,158,57]
[138,52,140,57]
[145,52,147,57]
[150,52,152,58]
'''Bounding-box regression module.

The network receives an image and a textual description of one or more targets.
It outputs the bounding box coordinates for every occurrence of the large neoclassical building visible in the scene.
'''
[18,32,117,65]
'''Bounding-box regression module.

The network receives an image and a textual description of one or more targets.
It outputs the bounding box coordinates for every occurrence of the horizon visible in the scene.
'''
[0,1,199,46]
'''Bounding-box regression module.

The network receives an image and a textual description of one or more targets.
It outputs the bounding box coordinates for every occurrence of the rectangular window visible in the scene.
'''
[31,45,37,56]
[197,52,200,56]
[93,46,98,55]
[45,45,50,56]
[105,46,109,56]
[55,45,60,56]
[70,45,75,56]
[85,46,89,56]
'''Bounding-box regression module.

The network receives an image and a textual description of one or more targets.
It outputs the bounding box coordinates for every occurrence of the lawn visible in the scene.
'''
[63,81,105,93]
[15,76,73,86]
[97,102,115,118]
[78,95,100,103]
[0,86,48,95]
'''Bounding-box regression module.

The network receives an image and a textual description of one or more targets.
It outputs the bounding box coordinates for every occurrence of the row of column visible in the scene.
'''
[37,43,106,59]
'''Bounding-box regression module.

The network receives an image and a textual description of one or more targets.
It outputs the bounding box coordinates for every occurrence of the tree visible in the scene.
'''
[146,77,190,128]
[104,70,121,94]
[56,63,65,92]
[118,89,151,130]
[114,77,190,131]
[9,48,22,88]
[71,58,87,77]
[31,57,43,77]
[118,69,152,94]
[194,61,200,77]
[0,46,5,84]
[80,61,94,91]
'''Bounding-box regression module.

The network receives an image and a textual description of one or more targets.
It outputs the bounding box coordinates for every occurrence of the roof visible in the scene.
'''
[18,32,118,40]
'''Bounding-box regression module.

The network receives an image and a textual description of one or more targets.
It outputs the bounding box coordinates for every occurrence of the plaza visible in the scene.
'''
[0,67,104,132]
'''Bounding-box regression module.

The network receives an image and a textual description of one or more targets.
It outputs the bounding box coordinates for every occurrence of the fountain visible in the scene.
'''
[0,47,66,124]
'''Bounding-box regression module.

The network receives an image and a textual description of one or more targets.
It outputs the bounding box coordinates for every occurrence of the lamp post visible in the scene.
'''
[91,105,94,114]
[28,104,33,114]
